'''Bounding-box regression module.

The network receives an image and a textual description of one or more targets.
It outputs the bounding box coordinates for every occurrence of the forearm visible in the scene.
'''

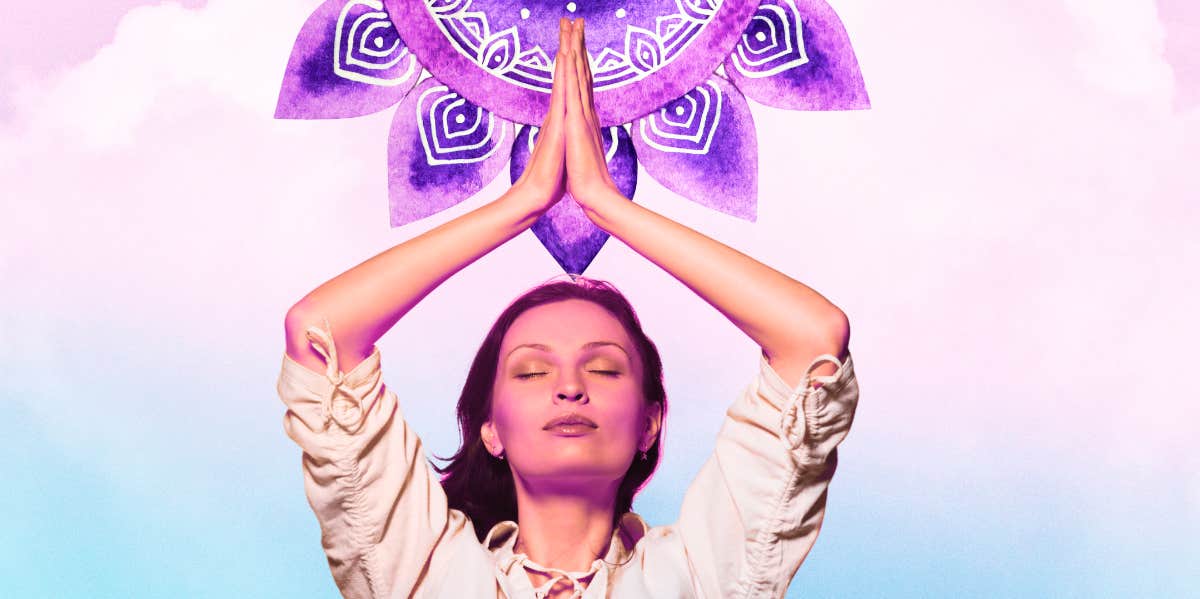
[586,191,848,384]
[285,185,544,373]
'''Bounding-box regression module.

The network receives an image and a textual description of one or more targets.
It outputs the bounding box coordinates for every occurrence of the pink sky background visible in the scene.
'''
[2,1,1197,595]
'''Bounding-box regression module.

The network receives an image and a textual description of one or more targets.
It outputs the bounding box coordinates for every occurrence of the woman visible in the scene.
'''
[277,18,859,599]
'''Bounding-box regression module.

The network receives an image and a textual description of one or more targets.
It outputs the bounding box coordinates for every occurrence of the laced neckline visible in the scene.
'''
[483,513,649,598]
[512,538,604,599]
[516,555,597,599]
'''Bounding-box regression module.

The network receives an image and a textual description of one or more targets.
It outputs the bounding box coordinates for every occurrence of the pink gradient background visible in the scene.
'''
[2,1,1196,596]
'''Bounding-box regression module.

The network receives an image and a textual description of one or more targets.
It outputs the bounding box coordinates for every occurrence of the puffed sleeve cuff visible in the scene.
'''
[755,351,859,468]
[276,317,388,460]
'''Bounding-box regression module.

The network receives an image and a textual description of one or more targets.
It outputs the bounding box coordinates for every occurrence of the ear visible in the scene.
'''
[640,404,663,452]
[480,420,504,457]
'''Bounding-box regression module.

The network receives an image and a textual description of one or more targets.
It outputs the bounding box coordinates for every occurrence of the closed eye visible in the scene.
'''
[515,370,621,379]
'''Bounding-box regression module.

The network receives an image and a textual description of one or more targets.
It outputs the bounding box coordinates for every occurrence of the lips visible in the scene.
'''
[543,413,598,430]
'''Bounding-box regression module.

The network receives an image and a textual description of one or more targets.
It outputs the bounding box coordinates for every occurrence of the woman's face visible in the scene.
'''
[483,299,661,490]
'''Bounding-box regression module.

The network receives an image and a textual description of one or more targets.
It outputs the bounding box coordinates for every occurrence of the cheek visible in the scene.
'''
[489,393,533,438]
[601,400,648,442]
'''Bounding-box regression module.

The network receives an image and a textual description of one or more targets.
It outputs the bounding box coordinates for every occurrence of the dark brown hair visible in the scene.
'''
[433,276,667,540]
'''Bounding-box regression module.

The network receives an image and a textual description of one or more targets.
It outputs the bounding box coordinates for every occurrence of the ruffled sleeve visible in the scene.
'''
[276,318,470,599]
[670,351,860,598]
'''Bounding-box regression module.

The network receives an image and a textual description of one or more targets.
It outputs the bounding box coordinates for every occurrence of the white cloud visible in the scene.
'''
[1063,0,1175,105]
[10,1,311,150]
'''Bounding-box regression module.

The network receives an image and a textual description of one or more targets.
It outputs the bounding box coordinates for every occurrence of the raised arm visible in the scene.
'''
[560,20,849,387]
[285,27,574,372]
[285,187,541,372]
[588,198,848,387]
[280,191,558,598]
[277,22,581,599]
[561,20,858,597]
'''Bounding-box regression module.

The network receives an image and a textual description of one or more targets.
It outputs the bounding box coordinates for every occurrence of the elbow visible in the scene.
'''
[800,308,850,361]
[284,301,318,342]
[766,308,850,365]
[826,309,850,360]
[283,302,328,365]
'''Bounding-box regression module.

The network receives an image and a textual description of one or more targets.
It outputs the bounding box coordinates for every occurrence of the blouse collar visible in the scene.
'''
[483,512,649,576]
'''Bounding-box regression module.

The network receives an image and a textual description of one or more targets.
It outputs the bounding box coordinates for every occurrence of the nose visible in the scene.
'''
[556,390,586,403]
[554,373,588,404]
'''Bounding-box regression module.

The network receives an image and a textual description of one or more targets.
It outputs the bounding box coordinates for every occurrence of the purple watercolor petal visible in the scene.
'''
[388,77,513,226]
[723,0,870,111]
[530,193,607,274]
[275,0,423,119]
[632,76,758,222]
[384,0,760,125]
[509,125,638,273]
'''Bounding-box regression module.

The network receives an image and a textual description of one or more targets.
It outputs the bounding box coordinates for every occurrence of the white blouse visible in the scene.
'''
[277,320,860,598]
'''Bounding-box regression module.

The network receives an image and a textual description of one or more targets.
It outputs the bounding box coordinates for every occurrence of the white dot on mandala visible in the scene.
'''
[521,8,530,19]
[374,36,384,48]
[674,105,685,116]
[755,31,766,42]
[566,2,577,13]
[616,8,627,18]
[455,114,466,124]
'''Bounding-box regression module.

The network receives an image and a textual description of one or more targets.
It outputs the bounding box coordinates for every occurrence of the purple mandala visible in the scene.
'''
[385,0,760,126]
[277,0,869,273]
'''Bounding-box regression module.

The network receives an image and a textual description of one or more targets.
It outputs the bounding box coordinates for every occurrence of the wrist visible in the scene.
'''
[501,183,551,225]
[581,187,633,231]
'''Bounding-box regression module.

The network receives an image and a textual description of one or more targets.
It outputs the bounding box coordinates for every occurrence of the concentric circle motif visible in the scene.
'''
[638,81,723,155]
[728,0,808,78]
[385,0,760,125]
[415,85,507,164]
[334,0,419,85]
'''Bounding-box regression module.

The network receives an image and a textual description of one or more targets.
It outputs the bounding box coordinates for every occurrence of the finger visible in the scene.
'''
[546,19,567,131]
[572,21,604,157]
[531,19,568,158]
[571,20,591,126]
[547,19,566,121]
[563,20,583,121]
[542,41,567,149]
[577,19,597,118]
[576,21,601,137]
[565,20,606,171]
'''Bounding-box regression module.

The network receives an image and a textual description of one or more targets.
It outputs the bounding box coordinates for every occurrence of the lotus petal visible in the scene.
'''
[632,76,757,221]
[388,77,513,226]
[509,125,638,273]
[276,0,422,119]
[723,0,869,110]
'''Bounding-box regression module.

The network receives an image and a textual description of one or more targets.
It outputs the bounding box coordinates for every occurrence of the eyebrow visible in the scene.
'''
[505,341,630,362]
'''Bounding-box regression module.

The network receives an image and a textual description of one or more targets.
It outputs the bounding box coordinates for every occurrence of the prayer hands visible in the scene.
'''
[561,18,623,215]
[512,18,623,220]
[510,19,568,210]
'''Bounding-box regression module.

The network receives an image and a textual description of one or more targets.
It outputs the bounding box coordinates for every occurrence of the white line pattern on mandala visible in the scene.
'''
[334,0,418,86]
[730,0,810,78]
[422,0,725,93]
[639,81,722,155]
[417,85,507,165]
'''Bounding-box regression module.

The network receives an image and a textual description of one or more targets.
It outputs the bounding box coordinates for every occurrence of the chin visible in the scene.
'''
[518,457,629,485]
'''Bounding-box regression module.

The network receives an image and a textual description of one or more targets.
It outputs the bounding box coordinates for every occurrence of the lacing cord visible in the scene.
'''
[303,316,367,434]
[779,353,843,450]
[513,555,597,599]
